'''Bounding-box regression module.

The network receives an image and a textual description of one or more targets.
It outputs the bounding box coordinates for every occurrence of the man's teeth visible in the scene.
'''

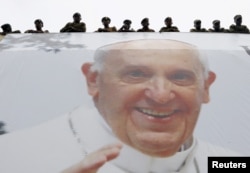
[138,108,174,118]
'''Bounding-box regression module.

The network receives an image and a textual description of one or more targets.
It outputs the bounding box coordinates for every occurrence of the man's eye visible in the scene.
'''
[169,72,195,85]
[172,73,189,80]
[128,70,146,78]
[121,70,150,83]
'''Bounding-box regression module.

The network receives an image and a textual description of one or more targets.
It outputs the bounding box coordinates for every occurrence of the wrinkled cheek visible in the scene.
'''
[185,107,201,138]
[102,105,131,141]
[110,122,133,145]
[187,91,204,111]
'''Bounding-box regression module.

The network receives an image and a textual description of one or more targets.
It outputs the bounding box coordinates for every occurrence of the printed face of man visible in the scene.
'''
[83,40,215,157]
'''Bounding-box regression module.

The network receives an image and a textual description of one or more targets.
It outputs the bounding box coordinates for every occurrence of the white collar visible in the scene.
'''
[70,105,198,173]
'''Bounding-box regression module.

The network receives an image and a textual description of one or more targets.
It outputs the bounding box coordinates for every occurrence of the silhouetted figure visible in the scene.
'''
[96,17,117,32]
[0,23,21,35]
[0,121,7,135]
[25,19,49,33]
[137,18,155,32]
[208,20,227,33]
[229,15,249,33]
[60,12,86,32]
[118,19,135,32]
[190,19,207,32]
[159,17,179,32]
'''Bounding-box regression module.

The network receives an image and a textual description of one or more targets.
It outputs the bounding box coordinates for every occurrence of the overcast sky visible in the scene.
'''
[1,0,250,33]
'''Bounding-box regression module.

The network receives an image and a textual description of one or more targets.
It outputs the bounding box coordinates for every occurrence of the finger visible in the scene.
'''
[95,142,122,161]
[82,142,122,169]
[61,155,107,173]
[61,142,122,173]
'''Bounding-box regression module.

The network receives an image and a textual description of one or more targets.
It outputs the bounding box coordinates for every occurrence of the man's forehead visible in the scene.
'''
[93,39,208,78]
[96,40,200,63]
[99,39,197,50]
[97,40,201,66]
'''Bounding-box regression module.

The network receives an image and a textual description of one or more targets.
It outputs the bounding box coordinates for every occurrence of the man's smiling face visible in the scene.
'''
[84,40,215,157]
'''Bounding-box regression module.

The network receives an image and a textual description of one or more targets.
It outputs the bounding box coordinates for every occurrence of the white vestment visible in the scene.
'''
[0,105,241,173]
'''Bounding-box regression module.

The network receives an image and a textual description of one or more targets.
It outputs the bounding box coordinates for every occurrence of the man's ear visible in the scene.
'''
[81,63,99,97]
[203,71,216,103]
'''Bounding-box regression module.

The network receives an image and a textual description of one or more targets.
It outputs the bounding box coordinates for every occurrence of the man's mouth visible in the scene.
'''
[136,108,176,119]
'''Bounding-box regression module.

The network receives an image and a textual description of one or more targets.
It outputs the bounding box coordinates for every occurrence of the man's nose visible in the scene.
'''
[144,78,175,104]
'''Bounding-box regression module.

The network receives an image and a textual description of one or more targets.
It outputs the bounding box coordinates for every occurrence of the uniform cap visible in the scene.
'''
[165,17,172,22]
[1,23,11,29]
[234,15,242,20]
[194,19,201,24]
[102,16,111,22]
[73,12,81,18]
[124,19,132,25]
[213,20,220,25]
[141,18,149,24]
[34,19,43,24]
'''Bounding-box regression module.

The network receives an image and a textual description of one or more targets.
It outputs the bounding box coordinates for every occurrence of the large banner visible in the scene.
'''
[0,33,250,172]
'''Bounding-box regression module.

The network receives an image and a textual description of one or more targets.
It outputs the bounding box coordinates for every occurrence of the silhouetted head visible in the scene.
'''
[1,23,12,32]
[194,19,201,29]
[141,18,149,27]
[212,20,220,30]
[165,17,173,27]
[101,17,111,26]
[34,19,43,30]
[234,15,242,26]
[124,19,132,25]
[73,12,82,23]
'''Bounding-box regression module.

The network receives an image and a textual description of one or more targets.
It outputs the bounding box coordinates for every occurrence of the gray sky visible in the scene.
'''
[1,0,250,33]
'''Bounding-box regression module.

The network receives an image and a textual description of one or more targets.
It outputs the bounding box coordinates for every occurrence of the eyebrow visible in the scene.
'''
[117,65,152,73]
[120,65,197,74]
[121,65,152,70]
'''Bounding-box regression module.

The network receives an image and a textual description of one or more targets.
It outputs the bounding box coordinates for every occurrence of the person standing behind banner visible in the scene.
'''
[60,12,86,32]
[229,15,249,34]
[25,19,49,33]
[159,17,179,32]
[0,121,7,135]
[0,23,21,35]
[137,18,155,32]
[95,17,117,32]
[208,20,227,33]
[190,19,207,32]
[118,19,135,32]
